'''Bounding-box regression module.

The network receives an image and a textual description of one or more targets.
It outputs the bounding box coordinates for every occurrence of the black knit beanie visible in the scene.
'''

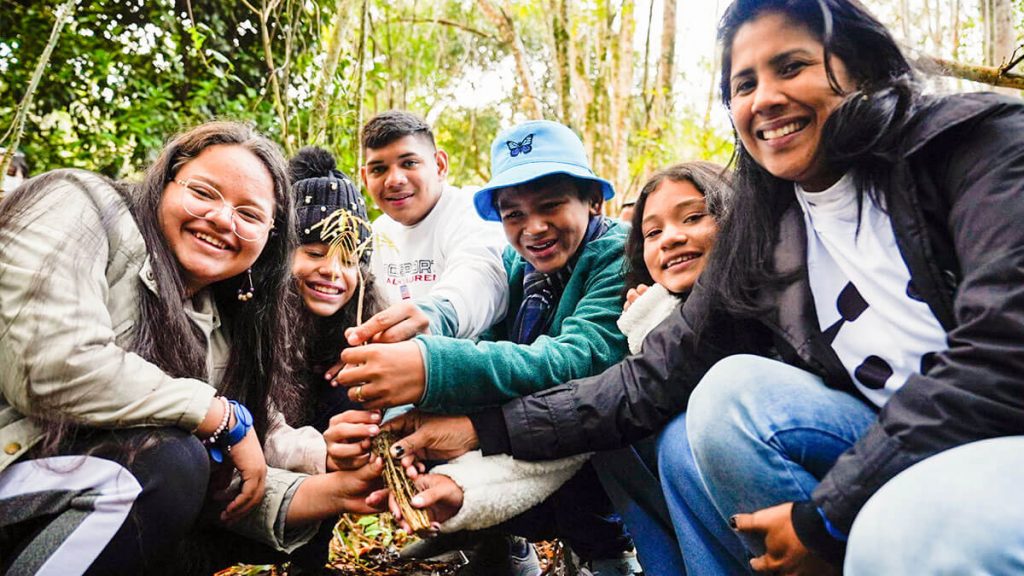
[289,146,370,254]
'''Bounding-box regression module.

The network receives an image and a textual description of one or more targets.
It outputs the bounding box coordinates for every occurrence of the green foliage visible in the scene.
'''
[1,0,292,177]
[15,0,1012,196]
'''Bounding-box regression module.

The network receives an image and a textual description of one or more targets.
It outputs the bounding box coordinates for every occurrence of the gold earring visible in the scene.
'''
[238,268,255,302]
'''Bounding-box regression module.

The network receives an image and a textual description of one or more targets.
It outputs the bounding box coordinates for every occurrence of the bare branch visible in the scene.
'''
[309,0,351,146]
[392,16,494,40]
[1,0,78,193]
[244,0,292,152]
[1002,45,1024,74]
[914,53,1024,90]
[477,0,543,119]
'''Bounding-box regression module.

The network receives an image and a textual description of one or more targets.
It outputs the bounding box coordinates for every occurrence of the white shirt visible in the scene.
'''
[370,185,508,339]
[796,173,947,407]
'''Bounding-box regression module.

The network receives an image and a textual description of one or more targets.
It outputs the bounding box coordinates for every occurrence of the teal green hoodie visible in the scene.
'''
[416,219,627,413]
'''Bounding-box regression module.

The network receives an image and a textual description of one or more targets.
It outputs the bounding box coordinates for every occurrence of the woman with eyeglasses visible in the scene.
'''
[0,122,381,574]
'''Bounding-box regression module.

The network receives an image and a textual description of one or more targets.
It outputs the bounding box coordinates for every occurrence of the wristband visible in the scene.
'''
[209,401,253,463]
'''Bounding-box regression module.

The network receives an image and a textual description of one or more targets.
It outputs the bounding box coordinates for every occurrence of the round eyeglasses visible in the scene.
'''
[176,179,274,242]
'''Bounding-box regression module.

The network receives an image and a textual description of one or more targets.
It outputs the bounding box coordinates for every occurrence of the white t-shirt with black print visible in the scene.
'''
[795,173,947,407]
[370,185,508,339]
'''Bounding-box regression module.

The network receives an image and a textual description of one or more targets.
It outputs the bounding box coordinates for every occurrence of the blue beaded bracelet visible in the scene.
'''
[208,400,253,463]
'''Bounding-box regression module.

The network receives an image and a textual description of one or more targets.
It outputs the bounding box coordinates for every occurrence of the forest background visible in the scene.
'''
[2,0,1023,212]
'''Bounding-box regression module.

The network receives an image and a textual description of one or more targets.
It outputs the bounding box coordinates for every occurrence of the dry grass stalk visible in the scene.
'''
[312,208,394,325]
[311,208,372,324]
[371,431,431,534]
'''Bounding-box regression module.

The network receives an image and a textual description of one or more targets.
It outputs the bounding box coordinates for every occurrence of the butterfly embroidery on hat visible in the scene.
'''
[507,134,534,157]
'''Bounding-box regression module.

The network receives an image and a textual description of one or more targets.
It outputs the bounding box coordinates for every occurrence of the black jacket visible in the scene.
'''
[472,92,1024,552]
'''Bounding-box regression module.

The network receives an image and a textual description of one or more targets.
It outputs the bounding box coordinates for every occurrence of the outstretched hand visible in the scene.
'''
[732,502,837,576]
[325,341,426,409]
[382,409,479,464]
[345,301,431,346]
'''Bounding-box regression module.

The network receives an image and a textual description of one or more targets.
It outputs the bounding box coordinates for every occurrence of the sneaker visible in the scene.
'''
[459,535,541,576]
[579,548,643,576]
[507,536,542,576]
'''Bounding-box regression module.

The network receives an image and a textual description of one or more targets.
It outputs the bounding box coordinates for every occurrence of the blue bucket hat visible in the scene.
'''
[473,120,615,221]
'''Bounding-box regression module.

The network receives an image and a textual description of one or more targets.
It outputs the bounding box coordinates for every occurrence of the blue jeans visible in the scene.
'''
[592,442,687,576]
[658,413,751,575]
[684,355,876,555]
[846,436,1024,574]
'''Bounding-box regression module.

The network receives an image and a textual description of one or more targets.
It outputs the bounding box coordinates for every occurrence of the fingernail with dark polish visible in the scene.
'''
[729,515,739,530]
[392,444,405,457]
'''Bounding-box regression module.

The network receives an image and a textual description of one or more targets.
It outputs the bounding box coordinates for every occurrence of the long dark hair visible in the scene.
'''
[294,266,387,417]
[130,121,301,438]
[0,122,299,449]
[623,162,733,296]
[707,0,917,317]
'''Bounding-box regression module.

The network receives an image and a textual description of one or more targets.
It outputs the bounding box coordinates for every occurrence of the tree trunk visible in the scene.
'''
[898,0,911,41]
[654,0,676,130]
[609,0,635,203]
[582,1,615,199]
[951,0,961,60]
[549,0,573,126]
[573,26,596,158]
[478,0,543,119]
[241,0,293,153]
[639,0,655,117]
[309,0,351,146]
[984,0,1014,67]
[982,0,1018,95]
[353,0,369,175]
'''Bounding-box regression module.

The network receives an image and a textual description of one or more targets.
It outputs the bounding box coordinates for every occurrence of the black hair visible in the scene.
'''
[707,0,917,317]
[361,110,436,151]
[131,121,301,439]
[293,266,387,422]
[494,173,604,213]
[0,120,300,453]
[623,162,733,296]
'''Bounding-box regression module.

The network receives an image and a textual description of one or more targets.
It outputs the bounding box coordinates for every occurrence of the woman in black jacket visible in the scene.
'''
[386,0,1024,573]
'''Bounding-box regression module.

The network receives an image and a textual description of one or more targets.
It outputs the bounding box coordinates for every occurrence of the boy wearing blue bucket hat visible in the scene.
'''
[333,120,639,575]
[334,120,627,424]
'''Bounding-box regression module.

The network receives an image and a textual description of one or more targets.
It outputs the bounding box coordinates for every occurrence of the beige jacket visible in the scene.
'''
[0,170,322,551]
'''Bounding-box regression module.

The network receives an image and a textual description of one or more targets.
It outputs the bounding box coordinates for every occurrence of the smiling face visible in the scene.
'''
[292,242,358,317]
[361,135,448,226]
[158,144,275,294]
[496,176,601,274]
[729,11,853,191]
[641,179,718,293]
